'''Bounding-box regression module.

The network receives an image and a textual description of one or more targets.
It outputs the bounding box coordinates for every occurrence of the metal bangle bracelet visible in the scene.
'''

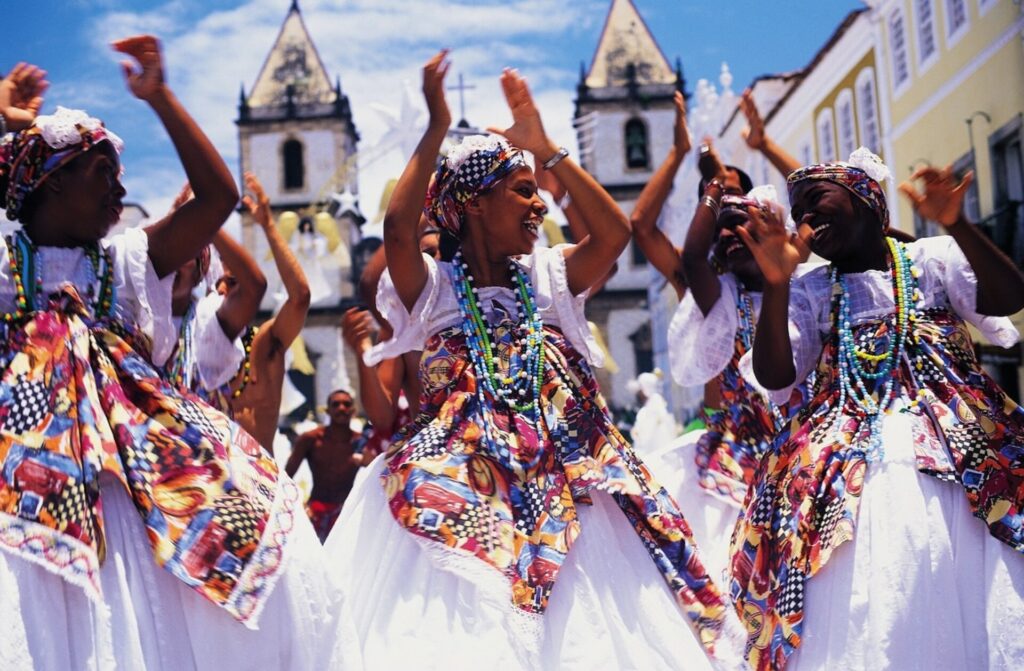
[542,146,570,170]
[701,195,721,219]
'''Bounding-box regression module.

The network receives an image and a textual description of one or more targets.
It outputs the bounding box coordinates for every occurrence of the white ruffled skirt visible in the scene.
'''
[642,429,741,585]
[788,402,1024,670]
[0,475,363,671]
[324,457,747,670]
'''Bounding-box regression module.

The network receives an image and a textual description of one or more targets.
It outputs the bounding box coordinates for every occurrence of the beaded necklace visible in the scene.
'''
[167,300,196,389]
[450,250,546,463]
[831,236,920,462]
[735,286,786,429]
[232,325,258,398]
[2,229,115,322]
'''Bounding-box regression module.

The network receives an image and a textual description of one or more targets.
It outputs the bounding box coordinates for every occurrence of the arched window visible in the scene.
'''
[855,68,881,154]
[816,108,837,163]
[624,119,649,169]
[283,138,304,190]
[835,89,857,159]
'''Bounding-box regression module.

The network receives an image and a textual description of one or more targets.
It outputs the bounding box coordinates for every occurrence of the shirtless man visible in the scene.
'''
[286,389,360,542]
[227,172,311,452]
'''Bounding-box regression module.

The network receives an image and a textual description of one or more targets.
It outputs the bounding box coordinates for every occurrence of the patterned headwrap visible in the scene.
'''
[425,134,529,236]
[0,106,124,221]
[787,146,891,229]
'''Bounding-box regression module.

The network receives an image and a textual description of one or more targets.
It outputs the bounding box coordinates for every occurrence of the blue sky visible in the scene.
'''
[2,0,862,224]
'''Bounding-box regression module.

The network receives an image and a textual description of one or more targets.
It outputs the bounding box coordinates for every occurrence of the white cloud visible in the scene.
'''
[87,0,602,220]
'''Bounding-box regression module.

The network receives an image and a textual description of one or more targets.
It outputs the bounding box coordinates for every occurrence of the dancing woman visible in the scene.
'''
[325,52,744,669]
[0,37,352,670]
[732,149,1024,669]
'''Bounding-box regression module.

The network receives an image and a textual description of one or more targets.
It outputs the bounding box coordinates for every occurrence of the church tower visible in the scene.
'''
[237,0,362,420]
[575,0,685,410]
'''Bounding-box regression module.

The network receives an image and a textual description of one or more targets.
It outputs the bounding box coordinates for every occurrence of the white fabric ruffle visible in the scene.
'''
[787,400,1024,670]
[190,292,246,391]
[668,274,753,387]
[0,227,177,366]
[366,245,602,368]
[0,475,361,671]
[325,457,746,670]
[742,235,1021,404]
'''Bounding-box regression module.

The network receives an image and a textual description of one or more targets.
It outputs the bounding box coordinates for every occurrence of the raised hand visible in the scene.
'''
[112,35,166,101]
[672,90,691,155]
[422,49,451,130]
[697,136,729,183]
[487,68,556,159]
[734,202,807,286]
[0,63,48,131]
[740,88,765,150]
[169,182,194,213]
[242,172,272,228]
[341,307,374,354]
[899,165,973,227]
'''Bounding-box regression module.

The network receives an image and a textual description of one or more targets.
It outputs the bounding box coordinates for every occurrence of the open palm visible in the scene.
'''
[112,35,165,101]
[487,69,550,157]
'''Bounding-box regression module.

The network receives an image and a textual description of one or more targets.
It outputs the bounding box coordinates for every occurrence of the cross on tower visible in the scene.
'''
[448,73,476,127]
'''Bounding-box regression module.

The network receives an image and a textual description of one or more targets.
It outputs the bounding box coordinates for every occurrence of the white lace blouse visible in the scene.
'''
[741,235,1020,405]
[0,227,177,366]
[365,245,602,368]
[668,273,761,387]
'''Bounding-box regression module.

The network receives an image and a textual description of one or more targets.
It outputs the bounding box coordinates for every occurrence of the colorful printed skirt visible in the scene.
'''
[729,309,1024,670]
[378,323,742,658]
[0,291,301,627]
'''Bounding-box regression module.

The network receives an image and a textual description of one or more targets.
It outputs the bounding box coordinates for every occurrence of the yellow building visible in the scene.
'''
[717,2,1024,399]
[875,0,1024,398]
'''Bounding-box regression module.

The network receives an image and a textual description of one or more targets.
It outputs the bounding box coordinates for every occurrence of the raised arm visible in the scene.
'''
[244,172,310,351]
[734,206,808,390]
[489,69,629,296]
[900,166,1024,316]
[740,89,801,178]
[681,142,731,315]
[0,62,48,131]
[385,50,451,312]
[112,35,239,278]
[631,90,690,298]
[212,229,266,340]
[341,307,397,431]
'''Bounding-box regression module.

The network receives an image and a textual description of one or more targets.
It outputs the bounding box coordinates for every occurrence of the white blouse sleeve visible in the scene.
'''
[667,274,739,386]
[107,227,176,367]
[534,244,604,367]
[192,292,245,391]
[364,253,443,367]
[739,270,828,405]
[915,235,1020,348]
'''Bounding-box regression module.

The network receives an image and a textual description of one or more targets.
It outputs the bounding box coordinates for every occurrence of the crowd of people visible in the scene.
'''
[0,35,1021,671]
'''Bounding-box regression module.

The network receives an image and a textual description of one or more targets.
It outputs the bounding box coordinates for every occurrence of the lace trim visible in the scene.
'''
[224,476,301,629]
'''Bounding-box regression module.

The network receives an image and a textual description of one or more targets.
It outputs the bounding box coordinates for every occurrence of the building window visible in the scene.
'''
[624,119,649,169]
[631,238,647,266]
[817,109,837,163]
[889,9,911,91]
[945,0,969,41]
[800,140,814,166]
[283,138,304,190]
[629,322,654,377]
[836,90,857,159]
[952,152,981,222]
[913,0,939,67]
[855,68,881,154]
[978,0,997,16]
